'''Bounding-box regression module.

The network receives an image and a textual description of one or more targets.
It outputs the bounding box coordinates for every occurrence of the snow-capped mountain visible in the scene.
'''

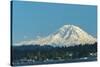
[14,25,96,47]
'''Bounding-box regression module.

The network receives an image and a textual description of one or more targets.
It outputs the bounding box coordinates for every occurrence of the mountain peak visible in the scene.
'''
[62,24,75,28]
[14,25,97,47]
[61,24,81,29]
[59,25,81,33]
[60,24,75,30]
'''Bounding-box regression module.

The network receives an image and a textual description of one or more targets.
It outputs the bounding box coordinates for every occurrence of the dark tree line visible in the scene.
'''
[11,42,97,62]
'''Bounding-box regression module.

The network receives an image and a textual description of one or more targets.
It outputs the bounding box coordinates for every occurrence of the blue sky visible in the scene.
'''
[12,1,97,43]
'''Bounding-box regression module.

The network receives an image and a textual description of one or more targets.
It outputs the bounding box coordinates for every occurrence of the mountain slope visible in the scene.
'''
[14,25,96,47]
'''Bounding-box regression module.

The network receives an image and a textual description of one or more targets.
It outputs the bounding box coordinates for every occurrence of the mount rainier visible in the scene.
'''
[14,25,96,47]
